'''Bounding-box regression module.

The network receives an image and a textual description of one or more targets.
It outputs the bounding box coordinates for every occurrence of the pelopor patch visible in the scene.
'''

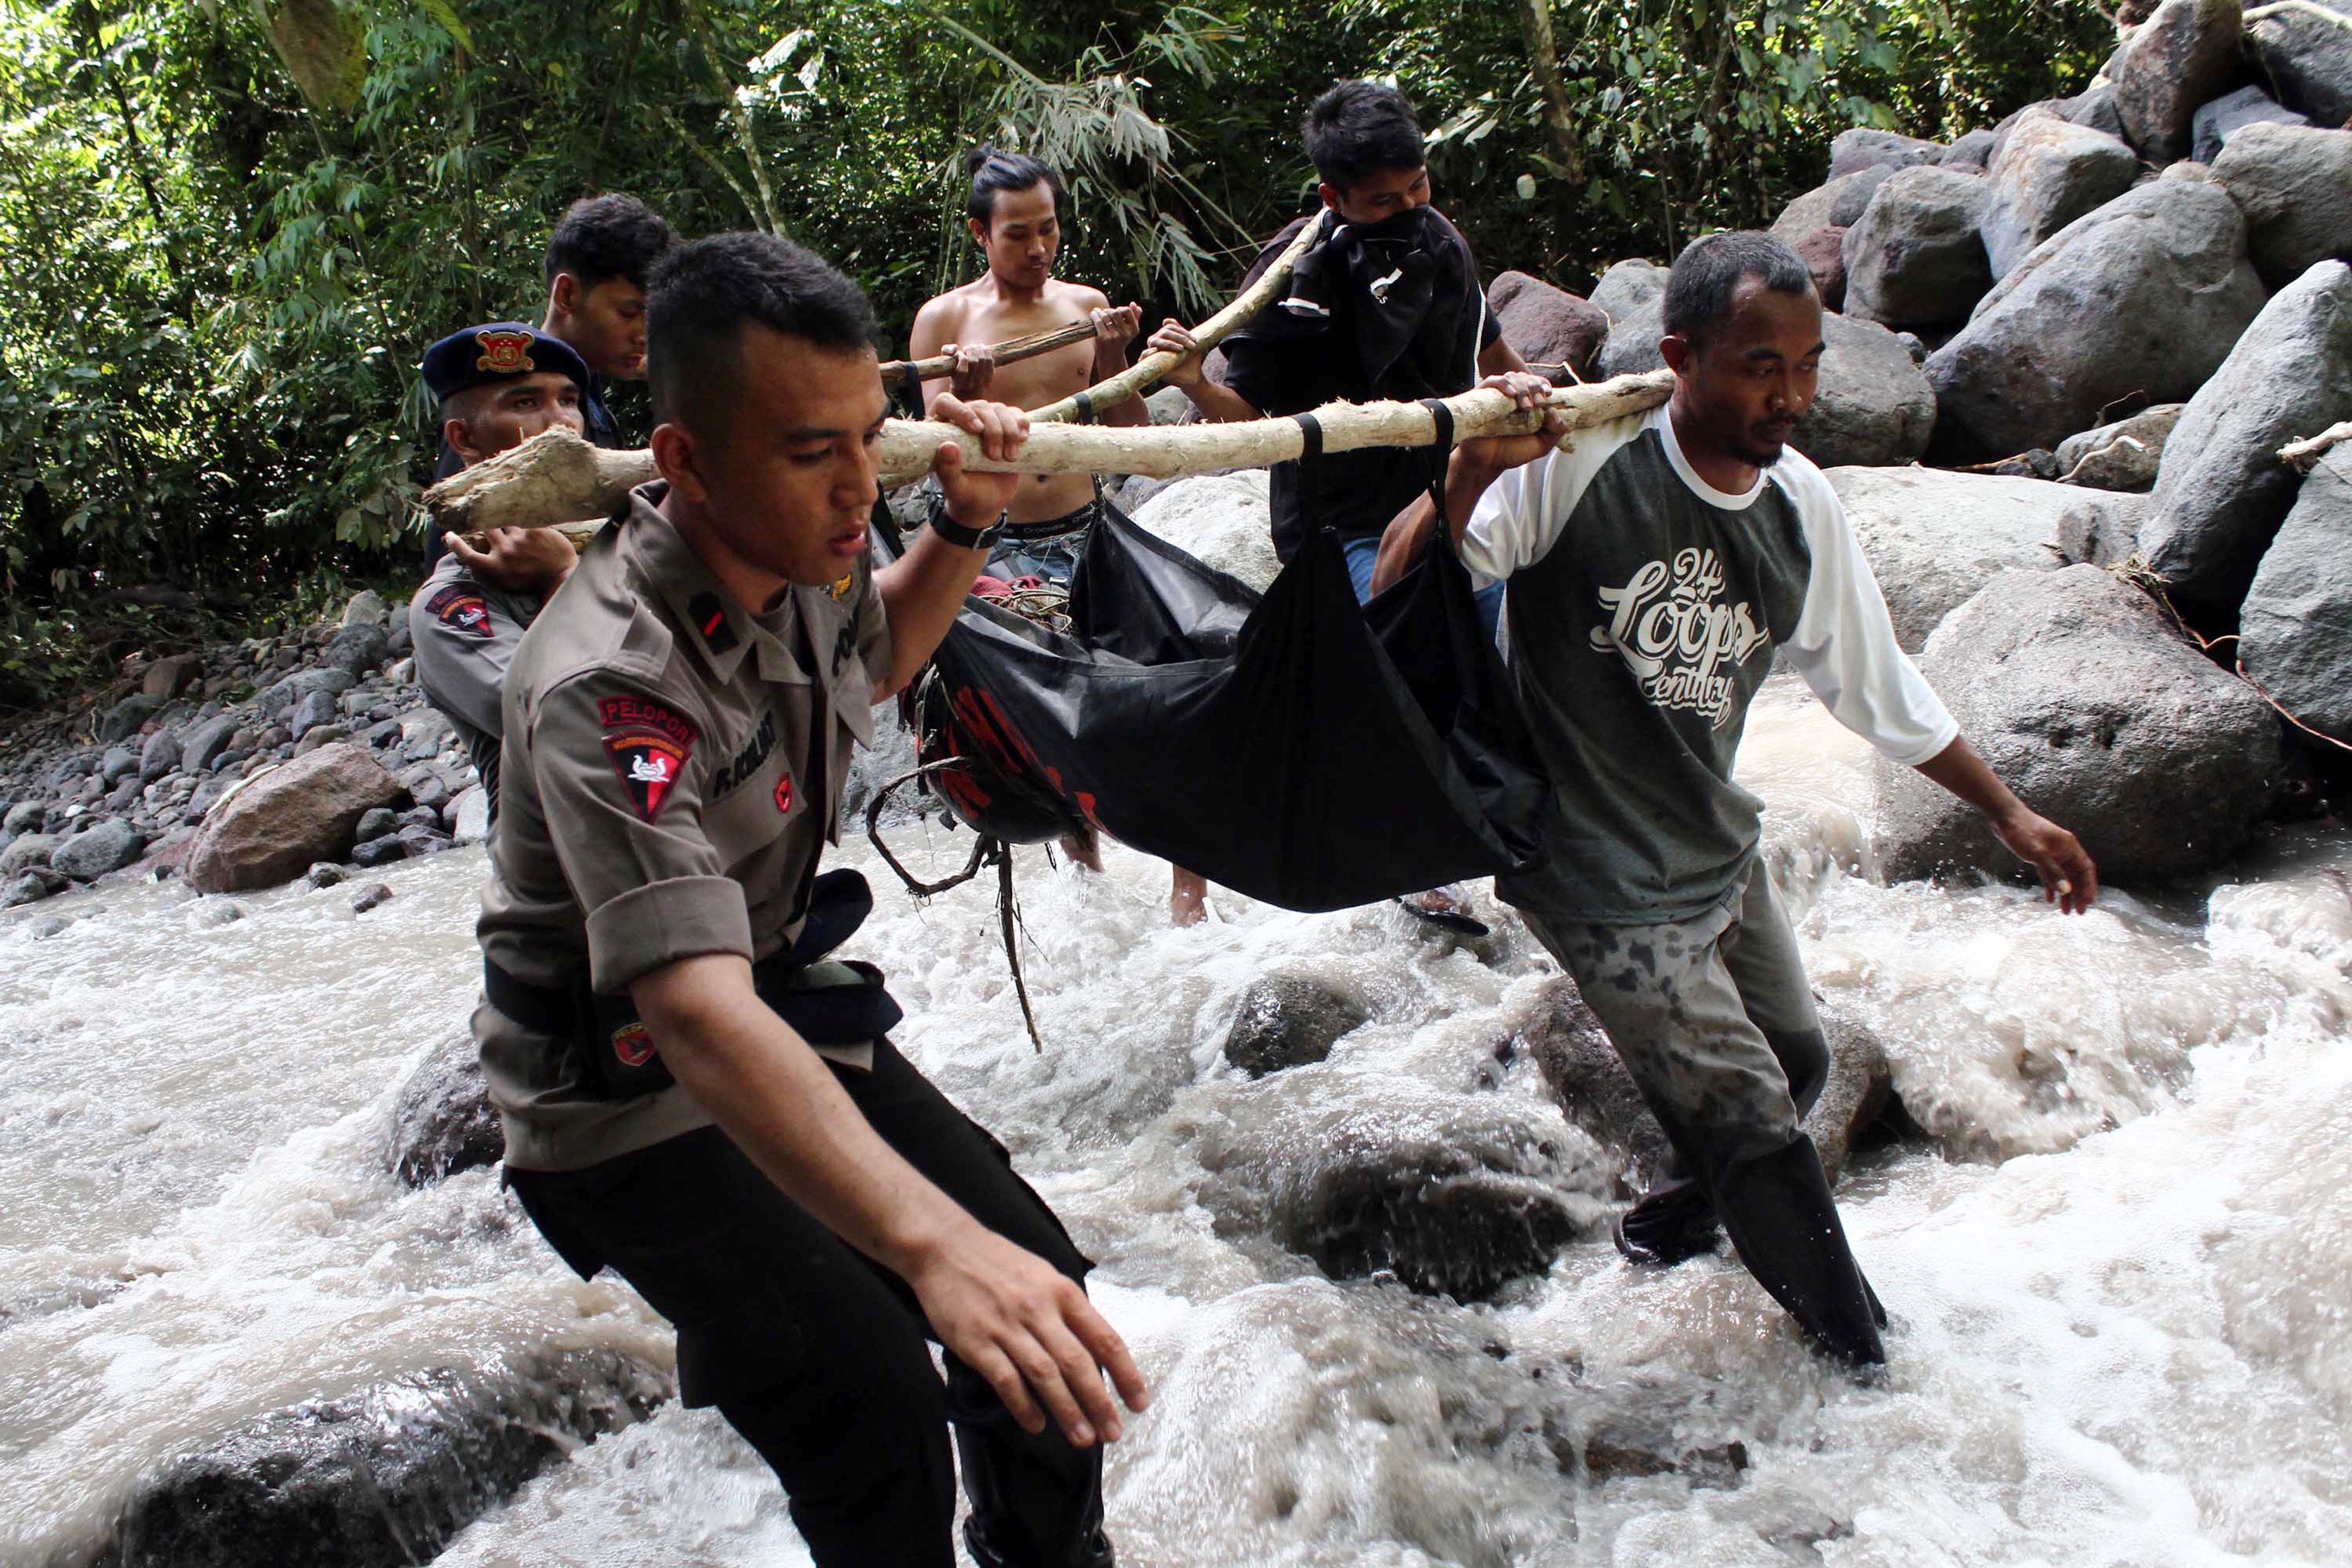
[599,693,697,823]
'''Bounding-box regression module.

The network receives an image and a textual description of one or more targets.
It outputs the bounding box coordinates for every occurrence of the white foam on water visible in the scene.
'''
[6,687,2352,1566]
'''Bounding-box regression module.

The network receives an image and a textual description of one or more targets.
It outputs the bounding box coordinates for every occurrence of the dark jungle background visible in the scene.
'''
[0,0,2113,702]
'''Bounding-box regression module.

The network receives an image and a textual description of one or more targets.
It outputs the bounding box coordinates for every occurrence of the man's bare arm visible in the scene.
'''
[1478,336,1529,377]
[1142,319,1261,423]
[1368,372,1560,595]
[1911,737,2099,913]
[632,954,1147,1445]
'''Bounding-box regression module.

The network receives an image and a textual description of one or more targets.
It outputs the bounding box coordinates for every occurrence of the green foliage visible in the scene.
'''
[0,0,2112,704]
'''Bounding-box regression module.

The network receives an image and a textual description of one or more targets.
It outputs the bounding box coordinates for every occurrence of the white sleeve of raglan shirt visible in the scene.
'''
[1771,454,1961,767]
[1458,410,1648,586]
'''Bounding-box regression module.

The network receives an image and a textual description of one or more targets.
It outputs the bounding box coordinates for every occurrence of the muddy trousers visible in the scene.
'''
[507,1039,1111,1568]
[1519,861,1887,1365]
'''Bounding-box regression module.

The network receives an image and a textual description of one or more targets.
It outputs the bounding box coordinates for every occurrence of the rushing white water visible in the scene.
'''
[6,674,2352,1566]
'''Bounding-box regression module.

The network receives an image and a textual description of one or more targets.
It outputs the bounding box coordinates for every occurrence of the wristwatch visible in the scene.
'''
[927,494,1006,552]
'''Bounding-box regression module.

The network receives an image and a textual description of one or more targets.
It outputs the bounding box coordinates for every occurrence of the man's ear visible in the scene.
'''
[650,420,708,506]
[445,416,485,467]
[1659,334,1693,376]
[547,270,579,319]
[1317,181,1342,213]
[966,216,991,250]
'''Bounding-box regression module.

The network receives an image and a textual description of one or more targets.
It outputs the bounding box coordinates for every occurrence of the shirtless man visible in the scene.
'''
[910,147,1214,925]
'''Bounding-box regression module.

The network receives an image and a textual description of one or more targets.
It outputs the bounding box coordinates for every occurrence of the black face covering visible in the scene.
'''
[1254,203,1481,398]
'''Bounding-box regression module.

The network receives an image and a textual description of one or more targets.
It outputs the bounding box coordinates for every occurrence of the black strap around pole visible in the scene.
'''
[1293,410,1324,535]
[1417,397,1455,541]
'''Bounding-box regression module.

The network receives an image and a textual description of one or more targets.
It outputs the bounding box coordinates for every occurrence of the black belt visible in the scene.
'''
[485,868,904,1101]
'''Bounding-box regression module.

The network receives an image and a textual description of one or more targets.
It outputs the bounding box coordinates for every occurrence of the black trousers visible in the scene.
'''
[508,1039,1107,1567]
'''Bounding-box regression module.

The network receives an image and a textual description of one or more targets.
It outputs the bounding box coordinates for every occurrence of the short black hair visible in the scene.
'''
[647,232,879,432]
[965,145,1066,228]
[1662,231,1816,350]
[1302,81,1425,193]
[544,193,679,292]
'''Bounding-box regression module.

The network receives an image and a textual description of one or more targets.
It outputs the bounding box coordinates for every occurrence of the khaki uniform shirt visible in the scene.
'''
[407,553,543,808]
[476,480,891,1172]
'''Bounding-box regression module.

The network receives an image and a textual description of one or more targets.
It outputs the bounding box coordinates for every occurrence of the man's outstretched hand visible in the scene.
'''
[1993,806,2099,914]
[906,1219,1149,1448]
[1456,370,1565,476]
[929,394,1030,531]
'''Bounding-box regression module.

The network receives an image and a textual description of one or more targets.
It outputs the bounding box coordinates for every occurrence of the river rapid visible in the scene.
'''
[6,674,2352,1567]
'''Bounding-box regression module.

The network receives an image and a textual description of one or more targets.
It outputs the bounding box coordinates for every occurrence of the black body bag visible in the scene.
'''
[896,418,1553,912]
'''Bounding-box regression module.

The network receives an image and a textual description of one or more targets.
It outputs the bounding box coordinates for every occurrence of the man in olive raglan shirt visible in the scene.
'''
[1376,232,2099,1366]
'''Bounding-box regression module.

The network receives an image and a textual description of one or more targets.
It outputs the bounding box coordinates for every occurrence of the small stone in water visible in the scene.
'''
[351,882,395,914]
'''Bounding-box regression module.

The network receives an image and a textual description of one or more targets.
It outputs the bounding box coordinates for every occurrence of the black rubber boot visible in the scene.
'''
[1708,1136,1886,1366]
[956,1423,1115,1568]
[1610,1165,1723,1266]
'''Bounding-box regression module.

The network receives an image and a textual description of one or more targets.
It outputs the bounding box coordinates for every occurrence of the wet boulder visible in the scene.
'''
[1841,165,1993,329]
[1875,566,2283,884]
[2239,448,2352,741]
[2057,489,2153,566]
[1791,226,1849,312]
[2209,121,2352,290]
[1605,305,1935,468]
[185,743,405,894]
[1128,471,1279,591]
[1194,1071,1612,1300]
[2055,403,2184,490]
[1829,127,1944,180]
[51,818,145,881]
[1979,107,2141,279]
[1826,467,2074,650]
[0,831,61,876]
[1587,257,1669,321]
[2247,0,2352,126]
[2111,0,2244,163]
[106,1353,668,1568]
[4,867,68,908]
[2192,84,2308,165]
[1925,179,2265,463]
[2139,260,2352,605]
[1222,974,1370,1078]
[386,1031,503,1187]
[1488,270,1609,377]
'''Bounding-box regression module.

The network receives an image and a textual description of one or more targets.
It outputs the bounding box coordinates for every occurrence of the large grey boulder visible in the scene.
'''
[1601,304,1935,468]
[1587,258,1669,322]
[1827,467,2076,649]
[1925,179,2266,462]
[1771,168,1899,241]
[2055,403,2185,490]
[2209,121,2352,290]
[99,693,165,743]
[1840,165,1993,328]
[0,831,60,876]
[2191,84,2309,165]
[2247,0,2352,126]
[2239,449,2352,740]
[1875,566,2281,884]
[2111,0,2245,163]
[1192,1070,1612,1300]
[108,1354,666,1568]
[1940,128,2000,170]
[1488,270,1610,376]
[141,652,205,700]
[1979,108,2141,279]
[1829,127,1944,180]
[51,818,145,881]
[1792,226,1849,312]
[2069,81,2129,142]
[1128,470,1279,591]
[2056,489,2153,566]
[2140,260,2352,603]
[185,743,405,894]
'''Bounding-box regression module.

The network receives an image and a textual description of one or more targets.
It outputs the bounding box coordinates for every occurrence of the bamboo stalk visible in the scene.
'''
[424,369,1675,532]
[878,319,1100,396]
[1027,209,1333,423]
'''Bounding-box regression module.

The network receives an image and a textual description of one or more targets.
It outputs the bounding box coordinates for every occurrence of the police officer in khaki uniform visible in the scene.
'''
[475,233,1145,1568]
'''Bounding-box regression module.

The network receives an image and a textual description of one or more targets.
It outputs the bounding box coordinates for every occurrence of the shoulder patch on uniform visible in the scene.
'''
[426,583,494,639]
[686,590,737,655]
[598,693,698,822]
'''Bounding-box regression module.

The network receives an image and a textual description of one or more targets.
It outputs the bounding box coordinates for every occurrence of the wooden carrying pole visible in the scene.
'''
[1027,209,1332,424]
[877,319,1100,397]
[424,369,1675,534]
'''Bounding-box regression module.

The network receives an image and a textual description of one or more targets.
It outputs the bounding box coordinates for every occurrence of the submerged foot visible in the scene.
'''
[1170,868,1207,927]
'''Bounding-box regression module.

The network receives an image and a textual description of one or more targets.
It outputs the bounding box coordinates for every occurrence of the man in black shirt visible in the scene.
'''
[431,193,678,482]
[1147,81,1530,636]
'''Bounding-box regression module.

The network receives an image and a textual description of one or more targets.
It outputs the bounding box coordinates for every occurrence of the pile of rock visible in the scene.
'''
[0,588,490,912]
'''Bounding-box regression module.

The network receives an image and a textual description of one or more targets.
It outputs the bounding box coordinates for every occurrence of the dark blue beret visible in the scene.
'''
[421,322,592,404]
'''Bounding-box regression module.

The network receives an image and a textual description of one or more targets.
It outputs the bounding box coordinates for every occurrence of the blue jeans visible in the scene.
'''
[1341,534,1504,643]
